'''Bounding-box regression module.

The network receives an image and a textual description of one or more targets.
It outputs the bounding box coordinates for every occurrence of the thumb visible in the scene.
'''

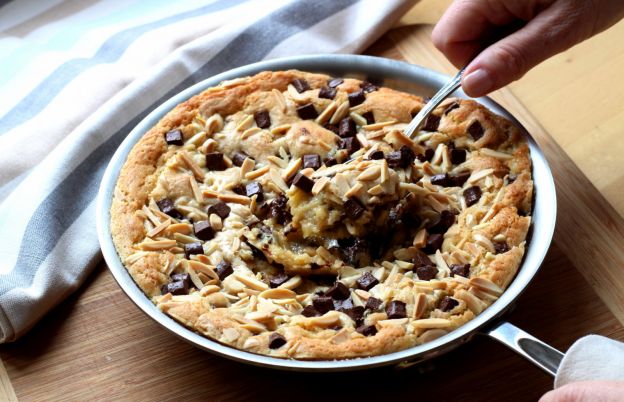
[461,0,594,97]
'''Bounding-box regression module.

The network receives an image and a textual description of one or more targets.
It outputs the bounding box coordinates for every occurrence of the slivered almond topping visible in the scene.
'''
[279,276,302,290]
[234,273,269,291]
[267,155,287,168]
[412,318,452,329]
[366,130,386,140]
[367,184,384,196]
[187,266,205,289]
[142,204,162,226]
[269,168,290,193]
[231,237,241,252]
[311,176,330,195]
[473,233,496,254]
[344,182,364,198]
[241,127,262,140]
[138,239,176,251]
[363,120,397,130]
[480,148,513,160]
[356,133,370,149]
[146,218,171,238]
[218,193,250,205]
[454,289,486,314]
[236,115,255,131]
[470,277,503,296]
[380,159,390,183]
[357,165,381,182]
[189,175,204,203]
[315,101,337,125]
[272,88,287,112]
[125,251,149,265]
[493,233,506,242]
[282,157,302,181]
[271,124,291,136]
[202,189,220,199]
[199,284,220,296]
[469,287,499,303]
[305,311,341,328]
[329,100,350,124]
[259,288,297,299]
[354,289,371,300]
[334,173,351,198]
[240,157,256,177]
[205,113,224,135]
[349,112,367,126]
[468,168,495,184]
[318,140,332,151]
[413,293,427,319]
[245,165,270,180]
[413,229,427,248]
[173,232,197,244]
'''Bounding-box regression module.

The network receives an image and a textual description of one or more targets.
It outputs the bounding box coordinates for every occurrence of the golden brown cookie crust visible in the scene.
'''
[110,70,532,359]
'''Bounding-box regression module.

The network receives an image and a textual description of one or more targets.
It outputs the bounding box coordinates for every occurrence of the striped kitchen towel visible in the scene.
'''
[0,0,416,342]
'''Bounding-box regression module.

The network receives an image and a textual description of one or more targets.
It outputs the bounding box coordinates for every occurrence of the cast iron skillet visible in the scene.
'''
[96,54,561,374]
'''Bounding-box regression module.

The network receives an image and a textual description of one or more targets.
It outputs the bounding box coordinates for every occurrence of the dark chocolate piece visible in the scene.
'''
[339,117,357,138]
[444,101,460,115]
[164,129,183,146]
[428,210,456,234]
[342,237,368,267]
[415,265,438,281]
[318,86,337,100]
[269,194,291,225]
[303,154,322,170]
[254,110,271,129]
[184,242,203,259]
[156,198,183,220]
[313,296,334,314]
[450,148,467,164]
[205,152,227,171]
[325,282,350,300]
[215,261,233,281]
[292,172,314,193]
[193,220,215,241]
[208,202,231,220]
[439,296,459,312]
[431,173,451,187]
[424,233,444,254]
[324,157,338,167]
[422,114,440,132]
[339,137,361,155]
[296,103,318,120]
[268,333,287,349]
[232,184,246,195]
[341,306,365,323]
[323,123,339,135]
[327,77,344,88]
[291,78,310,93]
[171,273,192,289]
[386,300,407,319]
[468,120,484,140]
[245,181,263,202]
[161,280,188,296]
[413,250,434,269]
[269,273,289,288]
[301,305,320,317]
[386,146,416,168]
[348,89,366,106]
[450,263,470,278]
[356,272,379,291]
[360,81,378,93]
[231,152,249,167]
[494,242,510,254]
[463,186,482,207]
[344,198,365,220]
[368,150,384,160]
[365,297,382,311]
[356,324,378,337]
[362,111,375,125]
[451,171,471,187]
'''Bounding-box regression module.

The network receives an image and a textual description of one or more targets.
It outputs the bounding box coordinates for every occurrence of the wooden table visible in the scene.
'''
[3,2,624,400]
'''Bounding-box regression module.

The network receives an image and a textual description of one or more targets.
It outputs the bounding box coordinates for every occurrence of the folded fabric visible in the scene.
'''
[555,334,624,388]
[0,0,416,343]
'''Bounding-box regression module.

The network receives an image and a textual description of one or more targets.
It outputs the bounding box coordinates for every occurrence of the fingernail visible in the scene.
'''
[462,69,493,97]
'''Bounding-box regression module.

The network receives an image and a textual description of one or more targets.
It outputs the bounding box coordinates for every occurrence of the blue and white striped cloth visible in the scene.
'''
[0,0,415,342]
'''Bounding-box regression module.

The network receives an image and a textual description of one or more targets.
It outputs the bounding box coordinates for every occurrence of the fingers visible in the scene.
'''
[540,381,624,402]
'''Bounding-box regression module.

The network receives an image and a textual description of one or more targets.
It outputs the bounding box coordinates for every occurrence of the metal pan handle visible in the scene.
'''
[486,321,564,376]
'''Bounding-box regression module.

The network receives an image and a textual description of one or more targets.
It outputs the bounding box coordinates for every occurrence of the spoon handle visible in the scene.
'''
[403,66,466,139]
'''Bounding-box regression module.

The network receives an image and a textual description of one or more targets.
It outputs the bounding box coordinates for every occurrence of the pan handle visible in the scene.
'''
[486,321,564,376]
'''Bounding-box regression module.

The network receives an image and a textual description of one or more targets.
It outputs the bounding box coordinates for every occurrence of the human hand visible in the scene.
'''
[539,380,624,402]
[432,0,624,97]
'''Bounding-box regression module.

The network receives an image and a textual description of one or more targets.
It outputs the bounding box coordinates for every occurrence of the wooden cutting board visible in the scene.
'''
[3,19,624,402]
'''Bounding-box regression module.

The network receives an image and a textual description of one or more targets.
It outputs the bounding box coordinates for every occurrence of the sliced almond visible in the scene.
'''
[259,288,297,300]
[282,157,303,181]
[357,165,381,182]
[329,100,350,124]
[412,318,452,329]
[234,273,269,291]
[413,229,427,248]
[413,293,427,319]
[315,101,337,125]
[236,115,254,132]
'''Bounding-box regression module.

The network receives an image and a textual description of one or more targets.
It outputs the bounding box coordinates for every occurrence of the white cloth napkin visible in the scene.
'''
[555,335,624,388]
[0,0,416,343]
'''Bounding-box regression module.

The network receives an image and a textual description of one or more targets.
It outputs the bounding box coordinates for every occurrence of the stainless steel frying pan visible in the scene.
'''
[96,54,561,374]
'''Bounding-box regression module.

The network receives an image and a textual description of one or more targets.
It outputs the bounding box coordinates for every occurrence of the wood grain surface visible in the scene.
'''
[3,2,624,400]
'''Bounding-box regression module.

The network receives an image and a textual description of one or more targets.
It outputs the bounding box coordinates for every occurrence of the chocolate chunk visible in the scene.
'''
[450,148,467,164]
[269,273,289,288]
[494,242,510,254]
[348,89,366,107]
[356,272,379,291]
[341,237,369,266]
[423,148,435,162]
[303,154,322,170]
[205,152,227,171]
[424,233,444,254]
[245,181,263,201]
[444,102,460,115]
[208,202,231,220]
[327,77,344,88]
[318,86,337,100]
[156,198,183,220]
[325,282,350,300]
[171,273,192,289]
[428,210,456,234]
[193,220,215,241]
[463,186,482,207]
[297,103,318,120]
[365,297,382,311]
[386,300,407,319]
[323,123,339,135]
[313,296,334,314]
[268,333,287,349]
[269,194,291,225]
[342,306,365,323]
[430,173,451,187]
[254,110,271,129]
[184,242,203,259]
[291,78,310,93]
[302,305,320,317]
[344,198,365,220]
[360,81,378,93]
[368,150,384,160]
[161,280,188,296]
[292,172,314,193]
[468,121,484,140]
[231,152,249,167]
[415,265,438,281]
[450,263,471,278]
[387,146,416,168]
[362,111,375,125]
[324,157,338,167]
[422,114,440,132]
[356,324,378,337]
[339,117,357,138]
[387,203,404,228]
[451,171,471,187]
[164,129,183,146]
[232,183,246,195]
[333,298,353,311]
[439,296,459,312]
[339,137,361,155]
[413,250,434,269]
[215,261,233,281]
